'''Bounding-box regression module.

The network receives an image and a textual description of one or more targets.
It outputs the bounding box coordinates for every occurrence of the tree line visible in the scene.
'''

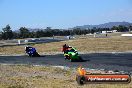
[0,24,132,40]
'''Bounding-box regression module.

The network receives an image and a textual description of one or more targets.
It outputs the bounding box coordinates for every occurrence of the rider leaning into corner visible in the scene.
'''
[25,46,36,53]
[62,44,72,54]
[62,44,82,61]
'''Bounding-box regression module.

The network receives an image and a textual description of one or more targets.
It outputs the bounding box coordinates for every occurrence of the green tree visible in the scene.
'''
[12,32,20,39]
[29,32,36,38]
[45,27,53,37]
[19,27,30,38]
[73,28,81,35]
[111,26,118,31]
[2,24,13,40]
[0,32,2,40]
[90,29,95,34]
[129,26,132,32]
[35,30,45,38]
[117,25,128,32]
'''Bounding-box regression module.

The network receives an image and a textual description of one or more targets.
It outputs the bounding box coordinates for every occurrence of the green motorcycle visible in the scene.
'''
[64,47,83,62]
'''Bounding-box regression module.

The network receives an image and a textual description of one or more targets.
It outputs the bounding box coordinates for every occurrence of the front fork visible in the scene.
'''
[64,54,70,60]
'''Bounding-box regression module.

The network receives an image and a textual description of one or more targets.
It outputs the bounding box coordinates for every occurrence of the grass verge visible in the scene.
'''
[0,64,131,88]
[0,36,132,55]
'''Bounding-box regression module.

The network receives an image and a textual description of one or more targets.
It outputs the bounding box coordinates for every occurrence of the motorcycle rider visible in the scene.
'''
[25,46,35,53]
[62,44,72,54]
[25,46,38,56]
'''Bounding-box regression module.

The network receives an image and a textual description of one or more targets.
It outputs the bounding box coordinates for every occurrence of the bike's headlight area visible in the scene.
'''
[72,53,76,56]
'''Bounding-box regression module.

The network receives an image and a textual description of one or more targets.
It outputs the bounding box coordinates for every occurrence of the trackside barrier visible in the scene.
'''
[76,66,131,85]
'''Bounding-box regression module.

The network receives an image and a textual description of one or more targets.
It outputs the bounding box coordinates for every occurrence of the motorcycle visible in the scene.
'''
[64,47,83,62]
[25,46,40,57]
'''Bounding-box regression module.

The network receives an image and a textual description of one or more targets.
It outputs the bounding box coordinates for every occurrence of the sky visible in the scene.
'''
[0,0,132,30]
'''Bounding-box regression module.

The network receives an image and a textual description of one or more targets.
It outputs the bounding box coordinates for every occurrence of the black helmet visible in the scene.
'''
[63,44,67,47]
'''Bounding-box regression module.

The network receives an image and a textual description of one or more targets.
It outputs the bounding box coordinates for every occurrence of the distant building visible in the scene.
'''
[102,30,117,34]
[112,30,117,33]
[102,31,107,34]
[107,31,113,33]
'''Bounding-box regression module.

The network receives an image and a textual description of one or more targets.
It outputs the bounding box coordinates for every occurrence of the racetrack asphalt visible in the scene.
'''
[0,53,132,72]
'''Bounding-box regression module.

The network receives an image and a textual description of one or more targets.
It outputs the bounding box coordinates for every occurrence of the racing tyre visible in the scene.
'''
[35,52,40,57]
[76,75,85,85]
[65,55,69,60]
[70,58,73,62]
[79,56,83,62]
[69,54,73,62]
[28,54,32,57]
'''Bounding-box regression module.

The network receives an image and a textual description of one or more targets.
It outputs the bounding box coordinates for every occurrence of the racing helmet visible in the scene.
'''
[25,46,31,50]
